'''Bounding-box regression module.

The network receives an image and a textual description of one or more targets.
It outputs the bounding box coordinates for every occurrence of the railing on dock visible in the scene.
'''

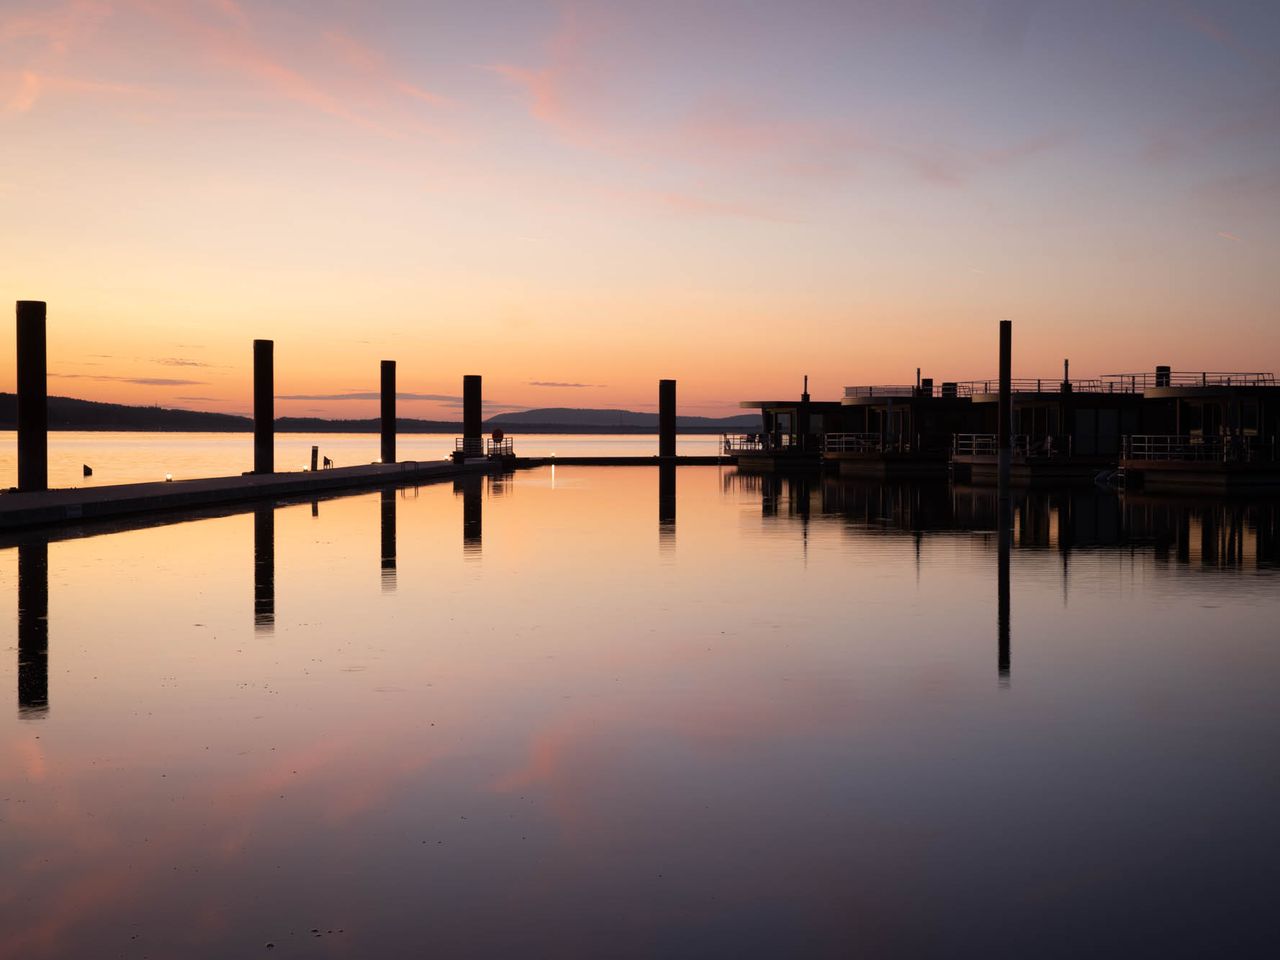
[455,437,514,458]
[823,432,889,453]
[723,433,768,454]
[1122,435,1276,462]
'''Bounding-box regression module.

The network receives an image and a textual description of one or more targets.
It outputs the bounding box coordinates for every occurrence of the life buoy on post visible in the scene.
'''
[493,428,505,444]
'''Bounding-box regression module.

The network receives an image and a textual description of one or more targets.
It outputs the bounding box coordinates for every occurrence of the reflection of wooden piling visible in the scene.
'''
[659,462,676,550]
[17,540,49,715]
[17,301,49,492]
[463,375,482,451]
[659,379,676,459]
[998,498,1012,683]
[381,360,396,465]
[381,487,397,591]
[254,503,275,631]
[461,476,482,555]
[253,339,274,474]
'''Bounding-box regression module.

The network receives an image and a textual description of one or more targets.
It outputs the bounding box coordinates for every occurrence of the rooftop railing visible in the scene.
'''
[1102,372,1276,390]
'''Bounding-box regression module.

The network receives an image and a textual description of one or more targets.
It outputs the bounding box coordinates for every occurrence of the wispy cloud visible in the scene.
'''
[49,373,206,386]
[1216,230,1242,242]
[156,356,211,367]
[528,380,606,388]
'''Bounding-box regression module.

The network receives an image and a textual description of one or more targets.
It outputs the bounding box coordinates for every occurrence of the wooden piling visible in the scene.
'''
[659,379,676,459]
[381,360,396,464]
[253,339,274,474]
[16,301,48,492]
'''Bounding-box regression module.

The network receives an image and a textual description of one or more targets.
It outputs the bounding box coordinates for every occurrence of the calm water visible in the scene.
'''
[0,431,722,489]
[2,467,1279,958]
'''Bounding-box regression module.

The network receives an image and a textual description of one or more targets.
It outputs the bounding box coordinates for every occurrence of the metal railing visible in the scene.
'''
[723,433,768,454]
[824,432,894,453]
[1122,434,1275,462]
[952,434,1071,458]
[455,437,515,457]
[957,378,1104,395]
[1103,371,1275,390]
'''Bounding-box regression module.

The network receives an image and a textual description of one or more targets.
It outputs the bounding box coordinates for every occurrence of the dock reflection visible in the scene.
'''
[254,503,275,632]
[659,463,676,552]
[17,540,49,717]
[381,488,397,591]
[457,476,483,557]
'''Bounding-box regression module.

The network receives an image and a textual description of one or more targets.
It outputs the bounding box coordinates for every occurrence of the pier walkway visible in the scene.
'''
[0,456,731,533]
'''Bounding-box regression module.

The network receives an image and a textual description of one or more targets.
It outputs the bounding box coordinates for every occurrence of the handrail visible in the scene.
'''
[1122,434,1275,462]
[1102,371,1276,390]
[952,434,1069,458]
[824,432,895,453]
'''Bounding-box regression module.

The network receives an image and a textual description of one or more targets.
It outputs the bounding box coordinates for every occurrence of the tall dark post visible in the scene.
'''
[253,339,274,474]
[380,487,397,591]
[463,375,482,456]
[659,461,676,551]
[16,301,48,492]
[17,540,49,715]
[381,360,396,464]
[254,503,275,632]
[998,320,1012,494]
[659,379,677,459]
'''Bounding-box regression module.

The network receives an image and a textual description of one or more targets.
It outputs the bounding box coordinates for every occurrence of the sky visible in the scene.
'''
[1,0,1278,419]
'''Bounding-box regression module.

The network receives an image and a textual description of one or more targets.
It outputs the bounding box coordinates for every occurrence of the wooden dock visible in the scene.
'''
[0,456,731,534]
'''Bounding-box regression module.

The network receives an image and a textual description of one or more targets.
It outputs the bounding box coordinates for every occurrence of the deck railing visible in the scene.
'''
[1104,372,1276,391]
[952,434,1070,458]
[824,432,893,453]
[455,437,515,457]
[723,433,768,454]
[1122,434,1276,462]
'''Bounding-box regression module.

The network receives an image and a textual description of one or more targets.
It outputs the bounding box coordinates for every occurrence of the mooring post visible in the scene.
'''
[381,360,396,464]
[997,318,1013,684]
[253,339,274,474]
[310,445,319,472]
[659,379,676,459]
[463,374,482,456]
[998,320,1012,494]
[16,301,48,492]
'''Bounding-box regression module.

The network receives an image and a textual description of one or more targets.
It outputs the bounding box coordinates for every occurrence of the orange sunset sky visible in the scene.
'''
[1,0,1278,419]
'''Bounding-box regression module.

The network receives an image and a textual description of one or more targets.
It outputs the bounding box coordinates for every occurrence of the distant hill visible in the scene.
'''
[0,394,761,434]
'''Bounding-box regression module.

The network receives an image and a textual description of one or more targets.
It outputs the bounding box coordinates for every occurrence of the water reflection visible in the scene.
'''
[457,475,483,557]
[253,502,275,632]
[17,540,49,717]
[381,488,397,592]
[658,462,676,552]
[2,467,1279,958]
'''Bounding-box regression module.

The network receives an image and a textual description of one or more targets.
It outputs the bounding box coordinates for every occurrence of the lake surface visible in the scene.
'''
[0,431,723,489]
[2,466,1279,958]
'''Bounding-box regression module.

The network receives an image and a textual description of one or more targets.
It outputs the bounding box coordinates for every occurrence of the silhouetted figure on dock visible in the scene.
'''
[254,503,275,632]
[17,540,49,716]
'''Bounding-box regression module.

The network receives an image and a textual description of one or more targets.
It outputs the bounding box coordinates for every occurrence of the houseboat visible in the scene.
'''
[729,379,847,471]
[826,377,978,479]
[950,371,1143,485]
[1117,369,1280,492]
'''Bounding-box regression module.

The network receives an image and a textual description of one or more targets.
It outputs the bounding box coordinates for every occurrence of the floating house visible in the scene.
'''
[826,377,978,478]
[729,379,847,471]
[1117,369,1280,492]
[950,370,1143,485]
